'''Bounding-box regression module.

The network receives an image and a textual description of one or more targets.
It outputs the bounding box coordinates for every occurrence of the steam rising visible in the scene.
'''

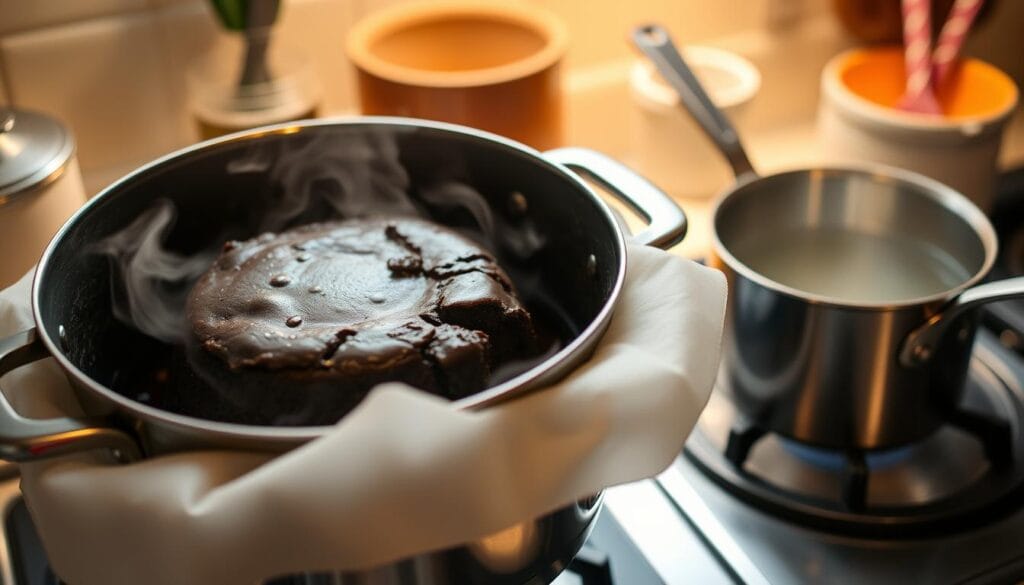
[235,130,420,230]
[93,201,216,343]
[95,129,546,342]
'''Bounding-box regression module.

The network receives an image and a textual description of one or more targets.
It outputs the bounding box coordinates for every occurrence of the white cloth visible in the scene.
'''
[0,244,726,585]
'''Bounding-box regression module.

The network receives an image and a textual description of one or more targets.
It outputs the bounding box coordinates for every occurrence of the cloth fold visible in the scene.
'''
[0,243,726,585]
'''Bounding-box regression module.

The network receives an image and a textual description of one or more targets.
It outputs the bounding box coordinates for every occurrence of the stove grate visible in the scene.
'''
[688,332,1024,537]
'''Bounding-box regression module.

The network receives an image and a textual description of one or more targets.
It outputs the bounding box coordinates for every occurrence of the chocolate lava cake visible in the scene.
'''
[184,216,537,425]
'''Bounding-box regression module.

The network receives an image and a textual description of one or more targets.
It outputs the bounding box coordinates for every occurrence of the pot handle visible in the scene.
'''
[544,147,687,249]
[0,328,140,463]
[900,276,1024,367]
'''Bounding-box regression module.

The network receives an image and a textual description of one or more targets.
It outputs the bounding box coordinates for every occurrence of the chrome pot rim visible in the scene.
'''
[709,163,999,311]
[30,116,629,446]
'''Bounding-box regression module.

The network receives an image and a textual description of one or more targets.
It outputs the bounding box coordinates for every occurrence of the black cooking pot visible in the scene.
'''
[0,118,685,583]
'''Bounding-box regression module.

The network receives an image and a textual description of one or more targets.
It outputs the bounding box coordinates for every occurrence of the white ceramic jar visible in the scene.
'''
[818,47,1019,212]
[628,46,760,199]
[0,109,86,287]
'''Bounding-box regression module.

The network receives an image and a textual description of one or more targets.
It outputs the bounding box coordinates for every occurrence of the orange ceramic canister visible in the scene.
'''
[818,47,1019,211]
[346,1,569,151]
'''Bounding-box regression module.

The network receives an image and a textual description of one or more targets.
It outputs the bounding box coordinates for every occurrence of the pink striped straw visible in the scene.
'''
[932,0,985,86]
[898,0,942,114]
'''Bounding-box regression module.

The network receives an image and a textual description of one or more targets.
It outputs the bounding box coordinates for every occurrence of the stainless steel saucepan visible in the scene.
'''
[634,24,1024,450]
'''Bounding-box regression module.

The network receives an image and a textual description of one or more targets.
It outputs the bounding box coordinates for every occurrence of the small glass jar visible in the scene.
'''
[187,35,321,140]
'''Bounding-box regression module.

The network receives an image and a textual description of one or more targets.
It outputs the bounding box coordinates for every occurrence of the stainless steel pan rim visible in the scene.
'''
[709,164,999,311]
[28,116,632,446]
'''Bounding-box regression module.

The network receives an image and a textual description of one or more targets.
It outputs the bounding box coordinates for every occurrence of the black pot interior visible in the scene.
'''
[35,122,622,425]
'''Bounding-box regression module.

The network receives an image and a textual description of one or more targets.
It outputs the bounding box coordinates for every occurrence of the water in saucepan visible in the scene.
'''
[730,228,972,303]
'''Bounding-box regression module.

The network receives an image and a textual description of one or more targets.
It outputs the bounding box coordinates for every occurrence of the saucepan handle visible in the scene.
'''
[0,328,140,463]
[544,147,687,250]
[900,276,1024,367]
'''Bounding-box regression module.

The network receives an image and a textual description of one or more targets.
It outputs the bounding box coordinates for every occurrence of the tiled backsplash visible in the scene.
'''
[1,0,1021,196]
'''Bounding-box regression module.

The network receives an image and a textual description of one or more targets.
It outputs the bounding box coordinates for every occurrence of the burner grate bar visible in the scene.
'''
[724,422,764,469]
[948,407,1014,468]
[840,451,868,512]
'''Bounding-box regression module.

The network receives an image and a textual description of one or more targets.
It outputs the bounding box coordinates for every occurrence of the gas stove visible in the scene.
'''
[9,334,1020,585]
[658,328,1024,585]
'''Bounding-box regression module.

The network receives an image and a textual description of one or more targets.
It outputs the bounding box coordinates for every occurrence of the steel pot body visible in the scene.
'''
[0,117,685,583]
[711,167,1000,450]
[0,117,685,458]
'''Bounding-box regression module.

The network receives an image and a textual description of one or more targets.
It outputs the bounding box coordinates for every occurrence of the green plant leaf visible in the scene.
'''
[209,0,248,31]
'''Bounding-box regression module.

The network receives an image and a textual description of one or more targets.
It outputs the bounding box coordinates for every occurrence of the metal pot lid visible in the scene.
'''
[0,108,75,203]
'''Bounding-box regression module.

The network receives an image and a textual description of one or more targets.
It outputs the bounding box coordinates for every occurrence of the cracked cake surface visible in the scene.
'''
[186,216,537,406]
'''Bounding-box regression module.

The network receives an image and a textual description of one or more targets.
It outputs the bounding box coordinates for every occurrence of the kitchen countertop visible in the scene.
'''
[76,14,1024,265]
[79,106,1024,262]
[571,64,1024,261]
[559,13,1024,261]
